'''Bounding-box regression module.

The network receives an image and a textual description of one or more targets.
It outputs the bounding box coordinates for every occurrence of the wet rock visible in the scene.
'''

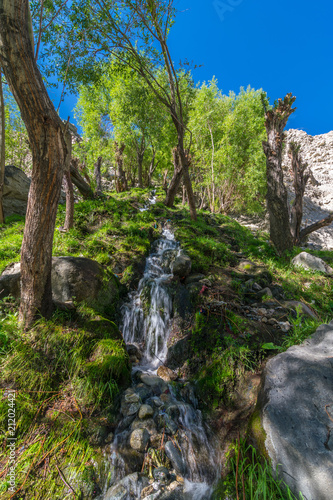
[150,433,164,448]
[135,384,153,402]
[153,466,170,483]
[172,253,192,278]
[157,366,178,382]
[258,321,333,500]
[127,343,143,360]
[158,414,178,435]
[130,428,150,452]
[292,252,333,275]
[164,441,186,476]
[165,336,191,371]
[151,397,163,407]
[121,391,141,417]
[139,373,168,394]
[131,417,157,435]
[104,473,141,500]
[139,404,154,419]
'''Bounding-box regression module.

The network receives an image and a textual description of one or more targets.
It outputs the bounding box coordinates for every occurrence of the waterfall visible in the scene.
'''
[102,226,221,500]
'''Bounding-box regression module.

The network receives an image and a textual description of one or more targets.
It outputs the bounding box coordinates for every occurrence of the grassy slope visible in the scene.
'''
[0,189,332,498]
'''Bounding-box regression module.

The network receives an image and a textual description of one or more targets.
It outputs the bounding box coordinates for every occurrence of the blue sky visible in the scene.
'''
[55,0,333,136]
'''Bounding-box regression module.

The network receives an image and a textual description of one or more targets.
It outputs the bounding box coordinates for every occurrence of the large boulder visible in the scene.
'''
[3,165,31,217]
[257,321,333,500]
[292,252,333,275]
[2,165,65,218]
[0,257,119,316]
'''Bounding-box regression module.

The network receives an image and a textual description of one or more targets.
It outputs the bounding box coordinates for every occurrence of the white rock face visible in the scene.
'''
[283,129,333,249]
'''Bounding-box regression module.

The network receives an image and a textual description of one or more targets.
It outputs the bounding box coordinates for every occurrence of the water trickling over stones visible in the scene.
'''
[102,227,220,500]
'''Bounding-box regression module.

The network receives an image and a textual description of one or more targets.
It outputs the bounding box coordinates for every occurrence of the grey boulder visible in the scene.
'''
[0,257,119,316]
[3,165,31,217]
[292,252,333,275]
[258,321,333,500]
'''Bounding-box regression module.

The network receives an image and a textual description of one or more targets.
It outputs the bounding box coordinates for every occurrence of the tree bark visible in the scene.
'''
[262,94,296,254]
[94,155,102,196]
[164,147,183,207]
[63,129,74,231]
[70,159,94,199]
[114,142,127,193]
[0,0,69,327]
[179,146,197,221]
[0,67,5,224]
[289,142,310,245]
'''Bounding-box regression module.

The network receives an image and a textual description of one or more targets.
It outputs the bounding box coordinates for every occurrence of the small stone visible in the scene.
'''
[268,318,278,325]
[139,404,154,419]
[153,466,169,483]
[130,428,150,452]
[157,365,177,382]
[261,317,268,323]
[105,432,114,444]
[279,321,291,333]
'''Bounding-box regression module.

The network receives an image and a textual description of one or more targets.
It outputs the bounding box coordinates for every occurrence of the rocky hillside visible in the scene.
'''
[283,129,333,249]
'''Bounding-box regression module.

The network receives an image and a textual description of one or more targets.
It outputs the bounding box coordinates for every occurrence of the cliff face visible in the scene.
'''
[282,129,333,249]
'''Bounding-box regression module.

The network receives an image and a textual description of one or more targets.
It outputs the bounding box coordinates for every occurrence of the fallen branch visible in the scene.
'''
[299,213,333,242]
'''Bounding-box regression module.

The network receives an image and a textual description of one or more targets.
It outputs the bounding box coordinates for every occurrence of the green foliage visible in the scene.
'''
[218,437,303,499]
[189,83,267,214]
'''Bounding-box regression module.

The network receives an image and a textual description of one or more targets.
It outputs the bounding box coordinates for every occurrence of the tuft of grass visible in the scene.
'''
[216,436,304,500]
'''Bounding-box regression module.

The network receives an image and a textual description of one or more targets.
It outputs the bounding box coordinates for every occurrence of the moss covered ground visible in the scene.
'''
[0,188,332,498]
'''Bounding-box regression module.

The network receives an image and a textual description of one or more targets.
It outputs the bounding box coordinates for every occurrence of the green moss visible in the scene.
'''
[248,408,268,460]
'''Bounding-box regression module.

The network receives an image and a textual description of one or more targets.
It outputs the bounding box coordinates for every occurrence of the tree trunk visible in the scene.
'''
[147,151,158,187]
[0,0,69,328]
[94,156,102,196]
[208,122,215,213]
[137,150,144,188]
[0,68,5,224]
[289,142,310,245]
[70,159,94,199]
[165,147,183,207]
[114,142,127,193]
[262,94,296,254]
[179,146,197,221]
[63,129,74,231]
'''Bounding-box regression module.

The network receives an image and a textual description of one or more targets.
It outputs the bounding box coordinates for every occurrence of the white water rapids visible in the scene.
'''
[102,225,221,500]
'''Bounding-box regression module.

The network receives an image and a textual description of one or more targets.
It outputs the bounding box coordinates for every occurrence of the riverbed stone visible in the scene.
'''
[130,428,150,452]
[121,391,141,417]
[139,404,154,419]
[292,251,333,275]
[157,366,178,382]
[104,473,141,500]
[164,441,186,476]
[258,321,333,500]
[139,373,168,393]
[153,466,170,483]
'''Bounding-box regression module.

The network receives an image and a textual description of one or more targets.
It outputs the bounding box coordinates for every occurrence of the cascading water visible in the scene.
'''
[102,225,221,500]
[122,229,179,367]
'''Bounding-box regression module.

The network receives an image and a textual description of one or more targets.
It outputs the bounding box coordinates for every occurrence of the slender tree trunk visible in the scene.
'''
[179,145,197,221]
[162,169,168,193]
[164,147,183,207]
[262,94,296,254]
[63,129,74,231]
[114,142,127,193]
[94,156,102,196]
[208,122,215,213]
[147,150,158,187]
[70,160,94,199]
[0,0,69,328]
[137,148,144,188]
[0,67,5,224]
